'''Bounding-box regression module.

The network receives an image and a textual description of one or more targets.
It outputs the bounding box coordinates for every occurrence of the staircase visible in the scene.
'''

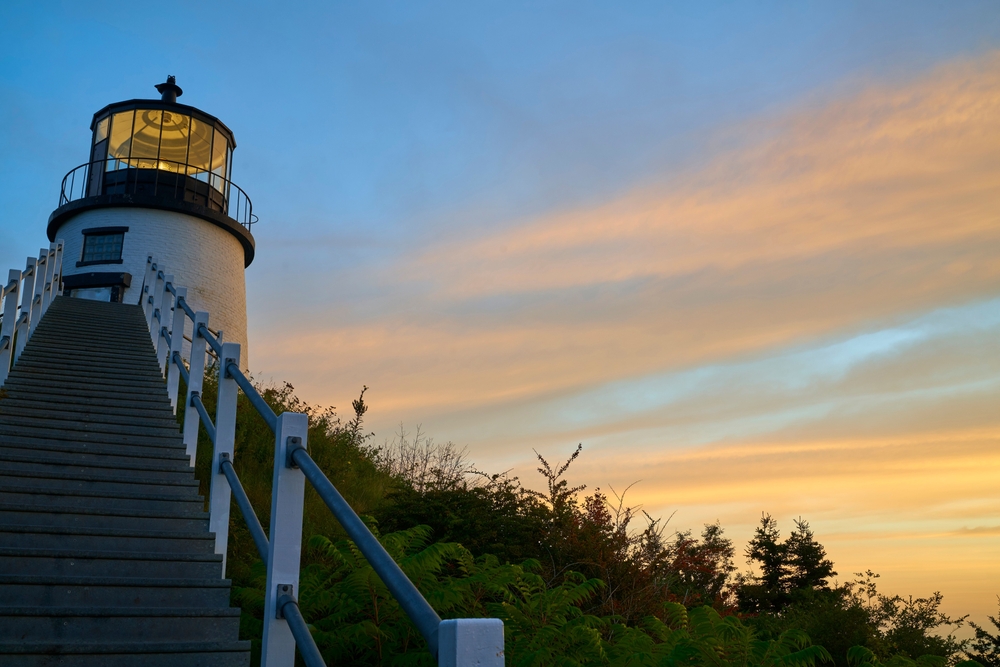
[0,296,250,666]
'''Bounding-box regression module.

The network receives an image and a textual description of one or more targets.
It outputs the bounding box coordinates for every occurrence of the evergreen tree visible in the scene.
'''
[785,518,836,591]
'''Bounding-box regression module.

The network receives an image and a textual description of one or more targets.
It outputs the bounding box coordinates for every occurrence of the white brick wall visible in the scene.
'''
[57,208,250,366]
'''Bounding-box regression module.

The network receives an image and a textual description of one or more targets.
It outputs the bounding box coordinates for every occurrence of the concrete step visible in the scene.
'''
[17,344,163,364]
[0,485,204,513]
[0,470,198,499]
[30,322,156,339]
[0,575,234,607]
[0,462,196,485]
[0,606,242,642]
[0,396,178,420]
[25,328,153,350]
[0,404,180,430]
[0,421,184,447]
[0,447,192,474]
[0,548,224,578]
[0,469,200,497]
[6,367,167,387]
[0,640,250,667]
[0,437,190,463]
[14,357,166,378]
[0,503,208,532]
[0,381,174,405]
[0,525,217,553]
[0,573,230,609]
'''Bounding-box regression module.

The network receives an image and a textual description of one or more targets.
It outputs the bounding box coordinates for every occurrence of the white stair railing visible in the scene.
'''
[145,256,505,667]
[0,241,64,387]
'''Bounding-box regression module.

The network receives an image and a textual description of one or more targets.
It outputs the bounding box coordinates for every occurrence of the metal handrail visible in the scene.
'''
[219,453,270,564]
[288,442,442,654]
[176,295,196,321]
[190,392,217,444]
[277,592,326,667]
[225,362,278,432]
[198,322,223,357]
[58,158,256,230]
[172,352,190,386]
[208,348,443,651]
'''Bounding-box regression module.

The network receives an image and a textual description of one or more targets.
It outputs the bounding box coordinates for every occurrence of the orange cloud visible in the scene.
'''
[251,53,1000,624]
[257,53,1000,424]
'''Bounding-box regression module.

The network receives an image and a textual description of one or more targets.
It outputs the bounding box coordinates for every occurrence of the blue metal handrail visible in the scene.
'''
[225,362,278,432]
[277,590,326,667]
[190,392,217,444]
[176,295,196,321]
[219,453,270,564]
[198,322,223,357]
[172,352,190,386]
[289,441,443,655]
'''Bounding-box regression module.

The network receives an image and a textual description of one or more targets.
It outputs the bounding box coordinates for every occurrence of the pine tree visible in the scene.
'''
[785,518,836,591]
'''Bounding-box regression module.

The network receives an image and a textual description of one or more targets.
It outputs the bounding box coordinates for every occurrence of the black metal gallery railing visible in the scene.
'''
[58,158,257,231]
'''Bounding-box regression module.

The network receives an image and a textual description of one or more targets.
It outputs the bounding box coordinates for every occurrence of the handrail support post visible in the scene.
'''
[208,342,241,573]
[156,274,174,375]
[182,311,210,466]
[14,257,37,362]
[0,269,21,386]
[261,413,308,667]
[150,268,165,347]
[438,619,505,667]
[166,286,186,412]
[28,248,48,339]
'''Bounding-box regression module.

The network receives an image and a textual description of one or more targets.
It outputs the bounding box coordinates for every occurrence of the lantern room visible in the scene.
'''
[84,77,236,216]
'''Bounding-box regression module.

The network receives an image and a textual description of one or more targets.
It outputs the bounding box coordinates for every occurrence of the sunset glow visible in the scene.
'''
[2,1,998,632]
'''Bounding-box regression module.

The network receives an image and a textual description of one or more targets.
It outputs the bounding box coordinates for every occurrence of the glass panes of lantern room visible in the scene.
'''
[91,109,232,193]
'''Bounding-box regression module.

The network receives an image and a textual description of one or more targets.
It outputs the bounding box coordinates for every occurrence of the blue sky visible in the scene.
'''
[2,0,999,625]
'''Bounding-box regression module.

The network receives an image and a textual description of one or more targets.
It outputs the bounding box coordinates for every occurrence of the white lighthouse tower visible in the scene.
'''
[49,76,254,363]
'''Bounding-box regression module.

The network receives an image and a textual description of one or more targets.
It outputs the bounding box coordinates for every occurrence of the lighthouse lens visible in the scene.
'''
[107,110,134,170]
[131,109,162,169]
[188,117,213,177]
[158,112,190,172]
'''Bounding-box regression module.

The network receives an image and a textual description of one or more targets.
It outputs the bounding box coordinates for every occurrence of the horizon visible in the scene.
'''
[1,1,998,630]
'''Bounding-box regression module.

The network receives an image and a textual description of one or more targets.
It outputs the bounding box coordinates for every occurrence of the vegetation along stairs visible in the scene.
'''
[0,295,250,666]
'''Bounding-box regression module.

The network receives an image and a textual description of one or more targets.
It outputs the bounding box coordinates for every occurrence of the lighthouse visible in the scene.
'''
[48,76,254,364]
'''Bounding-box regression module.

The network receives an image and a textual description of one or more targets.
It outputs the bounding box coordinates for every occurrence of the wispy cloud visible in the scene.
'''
[252,53,1000,619]
[257,53,1000,423]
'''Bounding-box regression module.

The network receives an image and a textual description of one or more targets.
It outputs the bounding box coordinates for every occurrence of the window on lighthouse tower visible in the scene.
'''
[79,228,126,266]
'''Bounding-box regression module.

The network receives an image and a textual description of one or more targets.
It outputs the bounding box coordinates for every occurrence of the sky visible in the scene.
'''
[1,0,999,628]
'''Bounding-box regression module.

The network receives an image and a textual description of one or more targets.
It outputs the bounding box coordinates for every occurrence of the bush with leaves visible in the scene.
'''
[177,371,990,667]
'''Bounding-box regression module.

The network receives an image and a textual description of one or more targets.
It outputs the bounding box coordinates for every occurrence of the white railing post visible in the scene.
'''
[28,249,47,338]
[438,619,505,667]
[150,269,165,348]
[143,257,156,326]
[14,258,37,362]
[39,245,56,316]
[261,412,308,667]
[0,269,22,386]
[166,286,187,413]
[52,240,64,297]
[208,342,241,573]
[183,311,210,466]
[156,275,174,375]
